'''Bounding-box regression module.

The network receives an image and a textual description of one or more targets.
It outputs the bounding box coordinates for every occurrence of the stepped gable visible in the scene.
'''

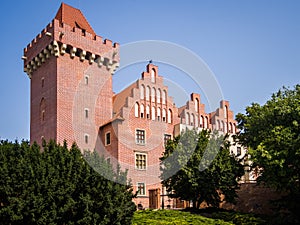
[55,2,96,36]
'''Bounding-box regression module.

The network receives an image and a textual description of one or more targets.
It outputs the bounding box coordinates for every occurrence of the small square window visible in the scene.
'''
[105,132,111,146]
[137,182,146,196]
[135,153,147,170]
[136,129,145,145]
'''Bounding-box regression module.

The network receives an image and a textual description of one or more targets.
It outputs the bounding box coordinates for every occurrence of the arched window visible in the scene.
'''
[162,108,166,122]
[217,120,221,130]
[200,115,204,127]
[162,90,167,104]
[229,122,233,133]
[186,112,190,125]
[221,121,225,132]
[168,109,172,124]
[204,116,208,129]
[151,87,156,102]
[140,104,145,118]
[224,105,228,119]
[195,115,198,127]
[157,88,161,103]
[157,107,161,121]
[195,98,199,112]
[134,102,139,117]
[191,114,194,126]
[146,86,150,101]
[140,85,145,99]
[152,106,156,120]
[151,69,155,83]
[146,105,150,119]
[40,98,46,123]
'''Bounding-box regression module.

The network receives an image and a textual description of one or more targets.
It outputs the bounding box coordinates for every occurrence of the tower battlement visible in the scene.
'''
[23,3,119,78]
[23,19,119,78]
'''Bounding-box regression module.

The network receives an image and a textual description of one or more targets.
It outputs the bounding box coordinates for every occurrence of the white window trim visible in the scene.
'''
[135,129,146,145]
[135,152,147,171]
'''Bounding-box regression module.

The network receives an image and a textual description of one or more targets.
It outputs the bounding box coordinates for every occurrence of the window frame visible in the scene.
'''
[136,129,146,145]
[164,134,172,146]
[137,182,146,196]
[135,152,147,170]
[105,131,111,146]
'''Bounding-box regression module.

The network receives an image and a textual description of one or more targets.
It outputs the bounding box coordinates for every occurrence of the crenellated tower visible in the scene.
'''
[23,3,119,147]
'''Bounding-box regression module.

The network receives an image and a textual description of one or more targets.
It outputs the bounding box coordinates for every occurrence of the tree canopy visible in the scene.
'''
[0,140,136,225]
[160,129,244,209]
[235,85,300,221]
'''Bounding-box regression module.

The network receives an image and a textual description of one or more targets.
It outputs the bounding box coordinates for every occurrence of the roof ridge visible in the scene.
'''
[55,2,96,36]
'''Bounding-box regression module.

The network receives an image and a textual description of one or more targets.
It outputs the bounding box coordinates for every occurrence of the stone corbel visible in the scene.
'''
[80,50,86,61]
[70,47,77,58]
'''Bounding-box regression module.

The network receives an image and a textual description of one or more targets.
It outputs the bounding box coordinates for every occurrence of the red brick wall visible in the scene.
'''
[30,56,57,145]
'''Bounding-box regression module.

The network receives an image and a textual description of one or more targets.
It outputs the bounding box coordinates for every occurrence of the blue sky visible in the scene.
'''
[0,0,299,141]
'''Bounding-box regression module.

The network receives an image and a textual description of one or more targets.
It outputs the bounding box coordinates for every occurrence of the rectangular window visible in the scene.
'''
[137,182,146,196]
[135,153,147,170]
[105,132,111,146]
[164,134,172,146]
[136,129,145,145]
[237,147,241,156]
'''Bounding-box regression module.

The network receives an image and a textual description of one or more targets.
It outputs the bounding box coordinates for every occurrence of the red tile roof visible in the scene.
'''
[55,3,96,36]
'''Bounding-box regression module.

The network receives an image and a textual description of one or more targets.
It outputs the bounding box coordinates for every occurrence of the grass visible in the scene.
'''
[132,209,268,225]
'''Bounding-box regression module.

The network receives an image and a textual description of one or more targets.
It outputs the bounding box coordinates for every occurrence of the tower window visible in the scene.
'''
[40,98,46,124]
[85,75,89,85]
[84,134,89,144]
[41,77,45,88]
[85,109,89,118]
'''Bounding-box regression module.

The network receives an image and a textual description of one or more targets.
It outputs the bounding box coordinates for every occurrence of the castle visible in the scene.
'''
[23,3,247,208]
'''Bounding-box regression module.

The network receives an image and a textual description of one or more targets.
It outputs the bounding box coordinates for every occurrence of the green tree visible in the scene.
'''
[0,140,136,225]
[235,85,300,222]
[160,129,244,209]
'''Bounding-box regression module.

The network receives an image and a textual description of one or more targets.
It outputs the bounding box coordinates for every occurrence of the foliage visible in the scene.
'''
[0,140,136,225]
[132,209,233,225]
[160,129,244,209]
[235,85,300,222]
